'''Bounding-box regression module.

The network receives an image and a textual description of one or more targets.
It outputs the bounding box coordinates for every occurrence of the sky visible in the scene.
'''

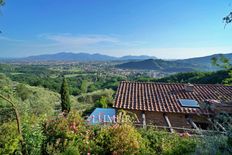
[0,0,232,59]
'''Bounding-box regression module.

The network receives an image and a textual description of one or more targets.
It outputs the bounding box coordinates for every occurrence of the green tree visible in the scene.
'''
[60,77,71,113]
[224,12,232,27]
[211,54,231,69]
[16,84,32,101]
[0,0,4,6]
[95,96,108,108]
[211,55,232,85]
[80,80,88,94]
[95,124,145,154]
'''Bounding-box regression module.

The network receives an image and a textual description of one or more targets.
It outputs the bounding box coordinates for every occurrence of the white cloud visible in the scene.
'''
[0,36,24,42]
[1,33,232,59]
[39,34,119,46]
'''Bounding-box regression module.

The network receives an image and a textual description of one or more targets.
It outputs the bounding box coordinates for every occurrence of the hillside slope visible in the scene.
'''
[0,74,78,117]
[116,59,195,72]
[176,53,232,70]
[116,53,232,71]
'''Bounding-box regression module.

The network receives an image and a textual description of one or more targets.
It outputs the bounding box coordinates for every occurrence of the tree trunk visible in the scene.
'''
[0,94,27,154]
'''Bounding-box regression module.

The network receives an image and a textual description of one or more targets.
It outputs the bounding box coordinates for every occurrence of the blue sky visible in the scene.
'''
[0,0,232,59]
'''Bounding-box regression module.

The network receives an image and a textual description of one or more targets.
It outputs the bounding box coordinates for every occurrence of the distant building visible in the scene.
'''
[113,81,232,132]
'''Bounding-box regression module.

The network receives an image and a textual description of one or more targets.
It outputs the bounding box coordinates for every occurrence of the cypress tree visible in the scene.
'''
[60,77,71,113]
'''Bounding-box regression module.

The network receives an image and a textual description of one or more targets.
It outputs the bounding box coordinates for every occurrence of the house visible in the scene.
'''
[113,81,232,132]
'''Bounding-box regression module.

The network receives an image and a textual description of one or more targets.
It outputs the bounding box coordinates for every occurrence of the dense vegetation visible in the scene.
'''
[0,58,231,154]
[0,64,123,95]
[0,0,231,154]
[131,69,232,86]
[156,70,230,84]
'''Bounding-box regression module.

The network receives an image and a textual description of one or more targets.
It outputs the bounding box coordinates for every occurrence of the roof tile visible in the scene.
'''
[113,81,232,114]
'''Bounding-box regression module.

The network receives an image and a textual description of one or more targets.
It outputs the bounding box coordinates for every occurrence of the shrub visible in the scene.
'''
[22,115,46,155]
[195,134,231,155]
[94,124,145,154]
[61,146,80,155]
[95,96,108,108]
[42,111,85,154]
[0,122,21,154]
[139,128,197,155]
[16,84,32,101]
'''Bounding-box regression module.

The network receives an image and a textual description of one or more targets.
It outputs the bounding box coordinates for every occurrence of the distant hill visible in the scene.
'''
[119,55,157,60]
[116,53,232,71]
[176,53,232,70]
[23,52,116,61]
[116,59,195,72]
[17,52,156,62]
[2,52,232,71]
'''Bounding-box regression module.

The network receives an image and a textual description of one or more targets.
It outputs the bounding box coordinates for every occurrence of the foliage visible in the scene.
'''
[0,0,4,6]
[0,73,12,95]
[60,78,71,113]
[196,100,232,154]
[80,89,114,116]
[223,12,232,26]
[139,128,197,155]
[60,146,80,155]
[80,80,88,94]
[18,85,60,116]
[195,134,231,155]
[211,54,231,70]
[155,70,231,85]
[95,96,108,108]
[22,115,46,155]
[78,89,114,104]
[0,74,76,154]
[1,62,232,155]
[0,74,15,123]
[16,83,32,101]
[3,64,124,95]
[94,124,145,154]
[211,55,232,85]
[42,111,86,154]
[0,122,21,154]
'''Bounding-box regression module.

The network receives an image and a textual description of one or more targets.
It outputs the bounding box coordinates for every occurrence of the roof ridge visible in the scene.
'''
[120,81,231,87]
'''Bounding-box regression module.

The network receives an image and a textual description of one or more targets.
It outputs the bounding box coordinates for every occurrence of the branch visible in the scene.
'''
[223,12,232,28]
[0,94,27,154]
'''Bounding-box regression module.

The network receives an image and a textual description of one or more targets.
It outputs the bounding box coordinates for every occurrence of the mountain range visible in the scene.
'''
[1,52,231,72]
[19,52,157,61]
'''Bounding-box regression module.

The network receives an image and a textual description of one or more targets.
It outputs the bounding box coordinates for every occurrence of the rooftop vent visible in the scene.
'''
[185,83,194,92]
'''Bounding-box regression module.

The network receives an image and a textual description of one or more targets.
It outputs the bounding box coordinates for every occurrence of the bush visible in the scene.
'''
[94,124,145,154]
[22,115,45,155]
[139,128,197,155]
[16,84,32,101]
[42,110,90,154]
[0,122,21,154]
[195,134,230,155]
[61,146,80,155]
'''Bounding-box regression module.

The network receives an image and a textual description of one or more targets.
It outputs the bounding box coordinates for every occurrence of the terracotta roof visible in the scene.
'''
[113,81,232,114]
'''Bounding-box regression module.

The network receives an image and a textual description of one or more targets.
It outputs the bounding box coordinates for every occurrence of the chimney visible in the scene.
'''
[185,83,194,92]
